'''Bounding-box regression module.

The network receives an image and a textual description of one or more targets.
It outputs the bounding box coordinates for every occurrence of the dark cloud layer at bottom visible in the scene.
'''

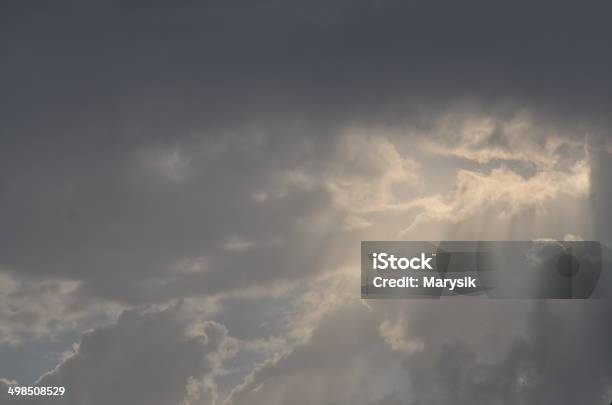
[2,306,231,405]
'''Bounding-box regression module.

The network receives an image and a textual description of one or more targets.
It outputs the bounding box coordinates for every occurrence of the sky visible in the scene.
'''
[1,1,612,404]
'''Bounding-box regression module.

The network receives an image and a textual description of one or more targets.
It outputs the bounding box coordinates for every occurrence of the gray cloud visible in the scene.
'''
[0,305,231,405]
[2,1,612,404]
[2,0,612,130]
[227,304,411,405]
[2,0,612,300]
[226,297,612,405]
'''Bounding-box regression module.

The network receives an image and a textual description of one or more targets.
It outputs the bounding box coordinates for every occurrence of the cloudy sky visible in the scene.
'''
[1,1,611,404]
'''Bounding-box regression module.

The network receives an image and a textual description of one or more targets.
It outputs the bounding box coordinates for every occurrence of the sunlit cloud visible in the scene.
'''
[414,111,584,167]
[400,159,589,235]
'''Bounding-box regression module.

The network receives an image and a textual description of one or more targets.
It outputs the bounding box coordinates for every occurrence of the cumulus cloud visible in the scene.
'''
[8,305,234,405]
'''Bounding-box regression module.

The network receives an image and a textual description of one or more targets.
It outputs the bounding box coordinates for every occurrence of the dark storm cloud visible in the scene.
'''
[2,0,612,125]
[400,300,612,404]
[2,0,612,301]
